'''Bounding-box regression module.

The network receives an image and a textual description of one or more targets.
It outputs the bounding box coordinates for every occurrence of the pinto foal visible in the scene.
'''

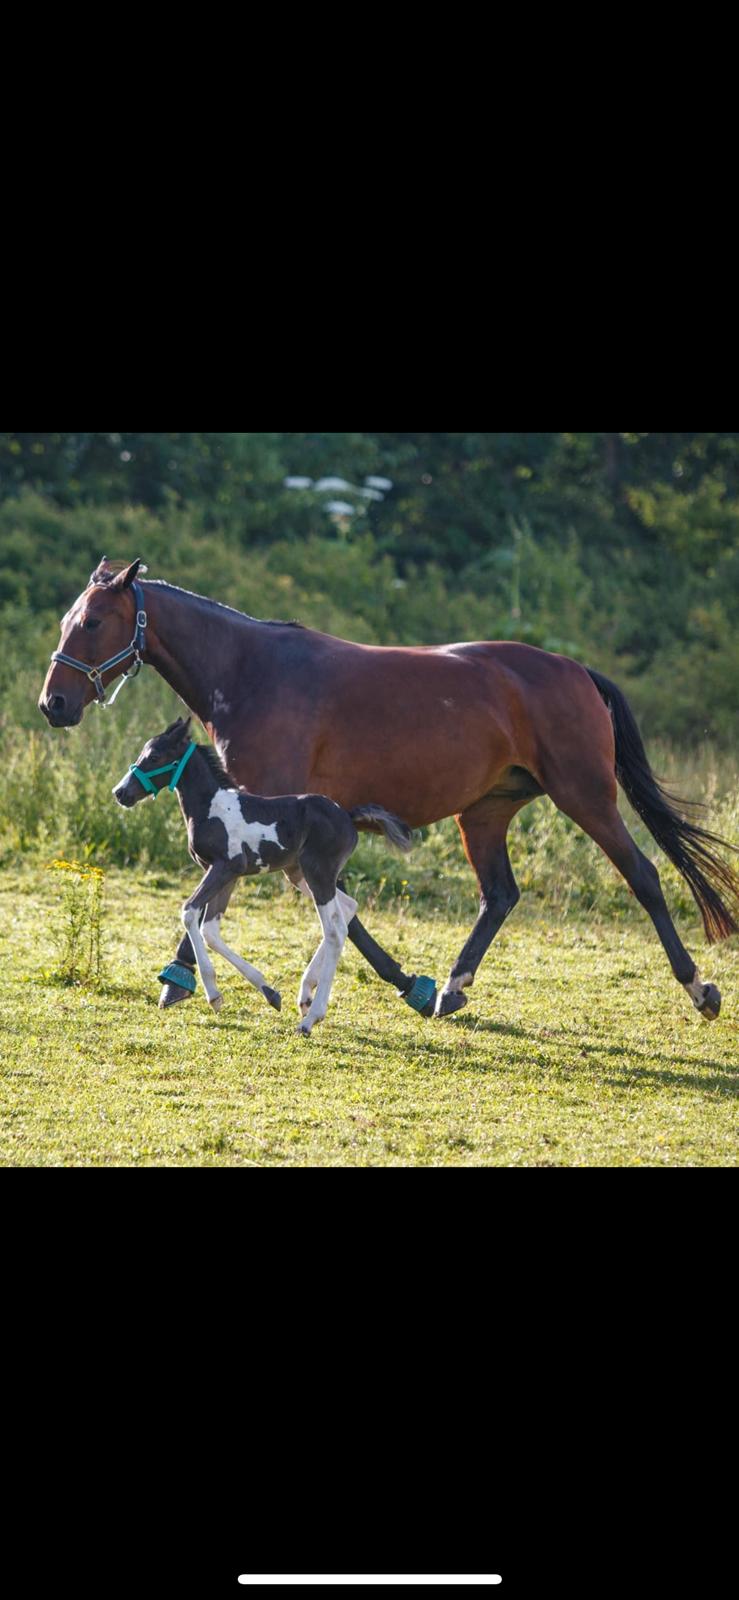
[113,718,412,1035]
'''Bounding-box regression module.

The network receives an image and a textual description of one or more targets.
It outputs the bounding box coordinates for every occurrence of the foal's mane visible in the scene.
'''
[196,743,231,784]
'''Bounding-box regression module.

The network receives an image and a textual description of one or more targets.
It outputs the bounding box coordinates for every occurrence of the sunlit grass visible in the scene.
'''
[1,866,737,1167]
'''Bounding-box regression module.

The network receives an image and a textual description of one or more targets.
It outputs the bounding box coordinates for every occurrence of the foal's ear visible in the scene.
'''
[109,559,144,591]
[165,715,192,741]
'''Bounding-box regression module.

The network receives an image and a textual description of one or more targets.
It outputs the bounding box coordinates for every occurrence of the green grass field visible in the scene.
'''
[1,863,737,1166]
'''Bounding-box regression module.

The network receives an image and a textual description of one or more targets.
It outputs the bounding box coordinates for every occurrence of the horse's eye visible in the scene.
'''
[84,618,101,631]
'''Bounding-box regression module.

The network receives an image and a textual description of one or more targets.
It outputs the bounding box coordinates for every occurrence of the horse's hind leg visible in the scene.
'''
[544,777,721,1020]
[201,883,282,1012]
[436,794,529,1019]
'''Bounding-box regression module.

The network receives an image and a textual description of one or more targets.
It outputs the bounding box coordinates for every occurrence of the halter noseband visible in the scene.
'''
[128,741,197,796]
[50,580,148,707]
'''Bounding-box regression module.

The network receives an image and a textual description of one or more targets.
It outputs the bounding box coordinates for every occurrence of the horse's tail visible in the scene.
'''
[350,805,413,854]
[587,667,739,943]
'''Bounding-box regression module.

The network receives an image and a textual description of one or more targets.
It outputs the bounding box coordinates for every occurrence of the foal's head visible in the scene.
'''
[39,558,144,727]
[113,717,193,808]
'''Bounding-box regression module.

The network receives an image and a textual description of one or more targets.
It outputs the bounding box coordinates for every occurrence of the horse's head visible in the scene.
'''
[112,717,193,808]
[39,558,145,726]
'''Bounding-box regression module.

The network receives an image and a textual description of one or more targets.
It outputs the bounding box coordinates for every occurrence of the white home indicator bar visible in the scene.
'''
[238,1580,502,1588]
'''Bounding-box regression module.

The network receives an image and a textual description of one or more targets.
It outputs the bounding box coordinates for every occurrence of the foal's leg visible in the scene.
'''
[436,795,528,1018]
[294,822,355,1034]
[340,888,437,1014]
[181,864,239,1013]
[201,883,282,1012]
[297,884,348,1036]
[544,775,722,1020]
[290,876,358,1014]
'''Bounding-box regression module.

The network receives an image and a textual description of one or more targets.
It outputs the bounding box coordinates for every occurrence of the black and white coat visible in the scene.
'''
[114,718,412,1035]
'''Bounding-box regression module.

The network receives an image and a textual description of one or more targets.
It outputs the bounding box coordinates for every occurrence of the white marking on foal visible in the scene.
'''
[182,906,222,1011]
[297,894,348,1035]
[208,789,281,865]
[202,918,270,996]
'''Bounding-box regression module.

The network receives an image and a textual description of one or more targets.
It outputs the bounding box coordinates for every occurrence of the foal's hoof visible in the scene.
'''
[158,981,193,1010]
[434,989,469,1019]
[262,985,282,1012]
[697,982,721,1021]
[209,993,224,1013]
[296,1022,312,1038]
[401,975,438,1017]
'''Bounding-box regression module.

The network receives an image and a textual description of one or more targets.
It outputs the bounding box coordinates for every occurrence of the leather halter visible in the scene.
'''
[50,581,148,707]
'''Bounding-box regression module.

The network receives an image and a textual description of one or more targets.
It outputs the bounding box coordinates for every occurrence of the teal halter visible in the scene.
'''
[129,741,197,796]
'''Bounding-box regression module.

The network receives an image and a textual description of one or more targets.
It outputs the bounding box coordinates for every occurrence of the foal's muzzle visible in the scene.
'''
[112,778,141,808]
[39,692,83,728]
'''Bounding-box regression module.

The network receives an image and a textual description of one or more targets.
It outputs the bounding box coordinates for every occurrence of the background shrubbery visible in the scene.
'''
[1,432,737,923]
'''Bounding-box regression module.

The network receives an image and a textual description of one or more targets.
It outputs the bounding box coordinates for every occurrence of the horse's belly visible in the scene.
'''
[221,654,518,825]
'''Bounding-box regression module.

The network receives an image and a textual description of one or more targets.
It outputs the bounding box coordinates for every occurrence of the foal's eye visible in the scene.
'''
[84,618,101,631]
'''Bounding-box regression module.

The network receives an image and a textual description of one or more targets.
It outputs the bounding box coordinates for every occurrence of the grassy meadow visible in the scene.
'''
[1,752,737,1166]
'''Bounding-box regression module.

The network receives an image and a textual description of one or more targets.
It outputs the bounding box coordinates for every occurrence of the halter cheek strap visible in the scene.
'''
[128,741,197,796]
[50,580,148,707]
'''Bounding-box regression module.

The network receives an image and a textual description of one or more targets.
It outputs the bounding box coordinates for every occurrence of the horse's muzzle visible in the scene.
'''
[39,693,83,727]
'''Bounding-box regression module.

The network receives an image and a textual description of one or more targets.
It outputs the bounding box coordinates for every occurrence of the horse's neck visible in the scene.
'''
[141,582,262,725]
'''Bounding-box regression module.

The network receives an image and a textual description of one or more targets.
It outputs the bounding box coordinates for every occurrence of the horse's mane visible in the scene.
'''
[90,561,304,629]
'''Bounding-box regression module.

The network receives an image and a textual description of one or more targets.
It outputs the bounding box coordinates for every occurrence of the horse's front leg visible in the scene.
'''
[181,864,238,1013]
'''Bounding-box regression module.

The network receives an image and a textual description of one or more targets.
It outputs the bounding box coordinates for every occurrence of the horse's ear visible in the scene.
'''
[110,559,144,591]
[89,555,110,585]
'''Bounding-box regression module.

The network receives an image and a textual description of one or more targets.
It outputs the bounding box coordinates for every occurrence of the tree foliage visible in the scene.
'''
[1,431,737,741]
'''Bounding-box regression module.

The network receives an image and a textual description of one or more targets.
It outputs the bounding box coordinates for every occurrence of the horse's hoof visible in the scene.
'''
[209,993,224,1013]
[296,1022,312,1037]
[434,989,469,1019]
[158,981,193,1010]
[697,982,721,1021]
[262,985,282,1012]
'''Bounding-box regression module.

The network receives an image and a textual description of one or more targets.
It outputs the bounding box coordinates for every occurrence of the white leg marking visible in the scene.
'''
[337,888,358,925]
[298,944,327,1015]
[202,918,269,995]
[440,972,473,998]
[297,876,357,928]
[182,907,223,1010]
[684,971,705,1005]
[434,971,473,1018]
[683,969,720,1018]
[297,895,347,1035]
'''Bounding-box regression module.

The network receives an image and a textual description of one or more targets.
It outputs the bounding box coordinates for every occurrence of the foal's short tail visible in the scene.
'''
[587,667,739,943]
[350,805,413,853]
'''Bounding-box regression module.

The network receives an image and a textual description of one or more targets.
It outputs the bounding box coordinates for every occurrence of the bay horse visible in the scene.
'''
[113,716,412,1034]
[40,557,738,1024]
